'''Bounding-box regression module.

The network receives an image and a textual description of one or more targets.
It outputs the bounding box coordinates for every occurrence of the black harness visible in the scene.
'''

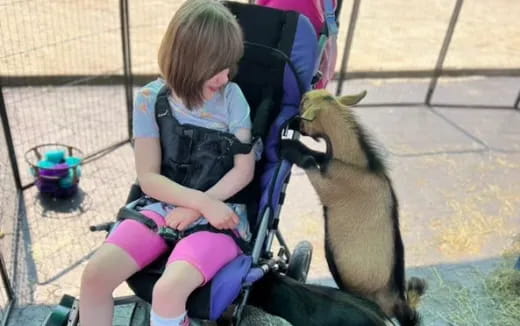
[154,87,252,194]
[117,86,253,252]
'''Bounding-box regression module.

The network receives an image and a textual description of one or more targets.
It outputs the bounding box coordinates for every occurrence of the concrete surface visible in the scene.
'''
[0,77,518,325]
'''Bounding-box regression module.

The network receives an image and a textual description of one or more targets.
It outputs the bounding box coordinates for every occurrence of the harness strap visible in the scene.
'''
[155,86,253,156]
[230,140,253,155]
[117,207,158,231]
[251,87,275,141]
[116,207,251,253]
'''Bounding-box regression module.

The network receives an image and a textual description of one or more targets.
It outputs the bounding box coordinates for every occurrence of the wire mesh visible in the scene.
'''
[1,0,129,188]
[0,0,133,315]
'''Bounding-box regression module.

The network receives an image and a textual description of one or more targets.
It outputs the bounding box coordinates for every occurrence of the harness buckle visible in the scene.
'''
[157,227,183,246]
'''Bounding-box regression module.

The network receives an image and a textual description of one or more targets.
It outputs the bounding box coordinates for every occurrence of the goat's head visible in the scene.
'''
[298,89,367,138]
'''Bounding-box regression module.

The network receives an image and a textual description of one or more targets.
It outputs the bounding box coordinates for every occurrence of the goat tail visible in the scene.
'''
[394,277,427,326]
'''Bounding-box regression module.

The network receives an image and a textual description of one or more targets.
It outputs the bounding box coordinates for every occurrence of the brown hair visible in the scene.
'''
[158,0,244,109]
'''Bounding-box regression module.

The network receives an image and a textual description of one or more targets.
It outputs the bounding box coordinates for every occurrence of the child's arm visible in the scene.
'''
[205,128,255,201]
[135,137,240,229]
[135,137,206,209]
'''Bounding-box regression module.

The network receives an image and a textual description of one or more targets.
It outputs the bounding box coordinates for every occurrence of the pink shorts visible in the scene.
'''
[105,210,241,283]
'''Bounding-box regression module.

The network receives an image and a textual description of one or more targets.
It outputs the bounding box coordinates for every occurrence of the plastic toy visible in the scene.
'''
[25,144,84,198]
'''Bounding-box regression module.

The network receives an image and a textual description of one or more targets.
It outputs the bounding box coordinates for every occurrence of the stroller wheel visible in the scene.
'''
[286,241,313,282]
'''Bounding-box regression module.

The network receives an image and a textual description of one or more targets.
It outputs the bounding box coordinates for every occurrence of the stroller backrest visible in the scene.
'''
[226,2,317,125]
[224,1,318,230]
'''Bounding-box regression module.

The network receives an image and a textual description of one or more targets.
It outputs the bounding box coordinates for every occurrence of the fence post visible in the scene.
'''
[119,0,134,140]
[336,0,361,96]
[0,85,22,191]
[0,84,19,325]
[425,0,463,106]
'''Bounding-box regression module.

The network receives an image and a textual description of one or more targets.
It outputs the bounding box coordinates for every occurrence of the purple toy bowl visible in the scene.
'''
[39,163,70,179]
[25,144,84,198]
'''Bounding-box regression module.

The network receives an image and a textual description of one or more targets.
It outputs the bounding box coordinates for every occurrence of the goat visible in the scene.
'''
[280,89,426,326]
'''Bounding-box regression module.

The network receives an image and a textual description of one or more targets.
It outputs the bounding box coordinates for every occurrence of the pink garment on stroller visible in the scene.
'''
[256,0,336,35]
[257,0,338,89]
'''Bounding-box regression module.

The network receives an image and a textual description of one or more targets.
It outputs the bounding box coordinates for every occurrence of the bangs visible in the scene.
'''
[201,12,244,79]
[158,0,244,109]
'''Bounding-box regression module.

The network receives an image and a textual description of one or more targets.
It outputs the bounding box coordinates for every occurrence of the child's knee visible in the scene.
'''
[152,273,186,300]
[153,262,203,301]
[81,259,121,293]
[81,261,108,291]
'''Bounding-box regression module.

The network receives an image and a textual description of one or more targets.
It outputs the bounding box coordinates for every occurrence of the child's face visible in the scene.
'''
[202,68,230,101]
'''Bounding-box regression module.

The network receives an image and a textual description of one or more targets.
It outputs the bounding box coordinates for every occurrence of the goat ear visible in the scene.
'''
[301,106,320,121]
[337,90,367,106]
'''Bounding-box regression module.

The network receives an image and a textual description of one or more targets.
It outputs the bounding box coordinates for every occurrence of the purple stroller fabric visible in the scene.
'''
[209,255,253,320]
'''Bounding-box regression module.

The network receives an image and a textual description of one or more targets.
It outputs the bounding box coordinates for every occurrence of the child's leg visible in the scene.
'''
[79,243,140,326]
[151,231,241,325]
[80,210,169,326]
[151,261,203,326]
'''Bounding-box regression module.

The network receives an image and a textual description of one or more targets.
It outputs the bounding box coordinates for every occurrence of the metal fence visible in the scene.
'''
[0,0,519,323]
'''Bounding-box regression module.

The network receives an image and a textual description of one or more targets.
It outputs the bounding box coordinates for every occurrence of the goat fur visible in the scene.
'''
[248,272,392,326]
[280,89,426,326]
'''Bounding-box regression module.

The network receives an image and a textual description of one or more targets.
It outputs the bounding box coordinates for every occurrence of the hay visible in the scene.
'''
[485,264,520,326]
[424,261,519,326]
[426,267,487,326]
[423,237,520,326]
[483,239,520,326]
[430,184,519,257]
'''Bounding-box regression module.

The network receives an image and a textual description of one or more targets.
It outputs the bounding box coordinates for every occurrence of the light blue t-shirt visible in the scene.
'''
[132,78,253,241]
[133,78,251,138]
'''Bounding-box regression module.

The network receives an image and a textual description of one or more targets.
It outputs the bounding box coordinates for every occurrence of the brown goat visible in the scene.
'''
[280,89,426,326]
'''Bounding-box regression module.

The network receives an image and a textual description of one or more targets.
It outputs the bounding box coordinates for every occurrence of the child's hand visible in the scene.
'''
[165,207,201,231]
[200,198,239,230]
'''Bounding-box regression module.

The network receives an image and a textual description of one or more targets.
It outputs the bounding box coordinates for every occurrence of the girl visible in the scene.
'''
[79,1,255,325]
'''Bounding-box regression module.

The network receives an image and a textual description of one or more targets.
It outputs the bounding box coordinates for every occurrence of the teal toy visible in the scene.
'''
[59,169,77,188]
[37,160,55,169]
[65,156,81,167]
[31,160,55,177]
[45,150,65,164]
[66,156,82,177]
[24,144,84,198]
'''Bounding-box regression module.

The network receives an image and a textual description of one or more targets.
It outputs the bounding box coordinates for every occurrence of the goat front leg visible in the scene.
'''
[280,139,330,172]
